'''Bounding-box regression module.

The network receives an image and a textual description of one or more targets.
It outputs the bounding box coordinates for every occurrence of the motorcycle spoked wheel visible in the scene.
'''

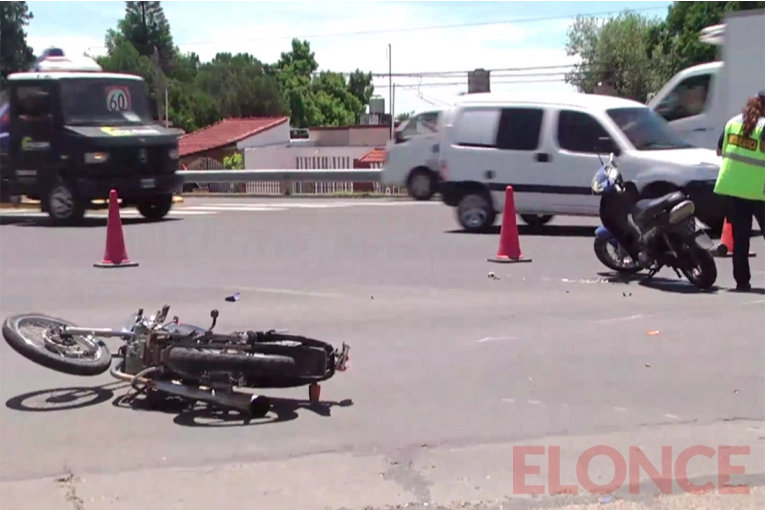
[593,236,642,274]
[679,244,718,290]
[2,313,112,376]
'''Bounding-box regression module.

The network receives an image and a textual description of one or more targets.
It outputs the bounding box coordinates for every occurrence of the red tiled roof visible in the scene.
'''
[179,116,289,157]
[359,148,386,164]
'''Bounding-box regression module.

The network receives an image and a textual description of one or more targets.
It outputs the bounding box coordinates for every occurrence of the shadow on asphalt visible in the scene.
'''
[4,382,127,412]
[445,225,596,237]
[597,271,720,295]
[0,215,182,228]
[111,391,354,427]
[5,382,353,427]
[0,216,182,228]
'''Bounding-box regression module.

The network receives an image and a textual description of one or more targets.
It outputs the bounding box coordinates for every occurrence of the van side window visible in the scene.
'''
[557,110,610,154]
[495,108,543,151]
[655,73,712,122]
[15,86,52,119]
[397,111,440,143]
[454,108,500,148]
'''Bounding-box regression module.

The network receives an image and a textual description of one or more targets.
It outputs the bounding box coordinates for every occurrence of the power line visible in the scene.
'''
[375,78,567,90]
[84,5,668,51]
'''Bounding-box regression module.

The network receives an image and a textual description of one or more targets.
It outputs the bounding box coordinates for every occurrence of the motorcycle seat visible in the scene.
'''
[632,191,686,222]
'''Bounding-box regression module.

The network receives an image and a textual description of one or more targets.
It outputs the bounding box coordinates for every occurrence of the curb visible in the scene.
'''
[0,195,185,209]
[181,193,414,200]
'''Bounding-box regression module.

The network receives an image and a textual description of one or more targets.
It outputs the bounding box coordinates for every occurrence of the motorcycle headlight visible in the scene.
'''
[168,148,179,160]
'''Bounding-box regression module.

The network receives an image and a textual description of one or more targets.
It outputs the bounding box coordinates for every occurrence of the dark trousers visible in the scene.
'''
[729,197,765,286]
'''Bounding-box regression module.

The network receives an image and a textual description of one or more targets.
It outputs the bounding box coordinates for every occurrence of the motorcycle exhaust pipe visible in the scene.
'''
[146,380,271,417]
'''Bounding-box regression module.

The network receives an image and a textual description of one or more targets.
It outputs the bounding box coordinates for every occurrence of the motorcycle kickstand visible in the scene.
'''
[644,265,662,280]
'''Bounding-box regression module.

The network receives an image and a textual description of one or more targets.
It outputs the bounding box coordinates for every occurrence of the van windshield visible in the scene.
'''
[606,107,694,151]
[59,78,153,126]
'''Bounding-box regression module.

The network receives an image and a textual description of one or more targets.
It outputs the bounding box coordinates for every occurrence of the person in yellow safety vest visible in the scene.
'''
[714,91,765,292]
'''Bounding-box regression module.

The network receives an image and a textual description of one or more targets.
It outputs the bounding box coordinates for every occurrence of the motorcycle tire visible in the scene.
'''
[680,244,717,290]
[165,348,297,376]
[593,236,641,274]
[2,313,112,376]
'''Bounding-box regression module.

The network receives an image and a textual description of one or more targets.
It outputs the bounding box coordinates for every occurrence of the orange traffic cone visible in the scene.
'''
[488,186,532,264]
[714,218,756,258]
[94,189,139,268]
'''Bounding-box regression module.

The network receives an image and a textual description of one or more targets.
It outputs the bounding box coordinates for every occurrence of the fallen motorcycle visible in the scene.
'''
[2,305,350,417]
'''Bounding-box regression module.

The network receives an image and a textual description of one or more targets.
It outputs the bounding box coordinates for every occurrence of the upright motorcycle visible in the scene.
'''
[592,152,718,290]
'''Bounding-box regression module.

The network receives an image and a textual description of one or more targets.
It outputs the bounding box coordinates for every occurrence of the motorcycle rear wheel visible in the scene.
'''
[680,245,717,290]
[594,236,641,274]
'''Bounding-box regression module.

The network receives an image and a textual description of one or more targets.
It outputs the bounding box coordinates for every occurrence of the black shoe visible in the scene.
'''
[735,283,752,292]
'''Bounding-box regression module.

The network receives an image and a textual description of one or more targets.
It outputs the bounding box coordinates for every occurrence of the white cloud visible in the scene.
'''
[27,1,580,115]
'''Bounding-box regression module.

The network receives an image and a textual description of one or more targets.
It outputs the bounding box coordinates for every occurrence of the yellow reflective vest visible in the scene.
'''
[714,115,765,201]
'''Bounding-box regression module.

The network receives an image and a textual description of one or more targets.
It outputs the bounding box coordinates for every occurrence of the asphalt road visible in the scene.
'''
[1,198,764,510]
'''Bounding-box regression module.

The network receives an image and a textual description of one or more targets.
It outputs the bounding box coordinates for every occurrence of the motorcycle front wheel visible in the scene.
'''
[593,236,642,274]
[680,245,717,290]
[2,314,112,376]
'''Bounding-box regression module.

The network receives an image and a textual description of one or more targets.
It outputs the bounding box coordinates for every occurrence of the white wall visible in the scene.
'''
[236,122,290,149]
[243,145,372,169]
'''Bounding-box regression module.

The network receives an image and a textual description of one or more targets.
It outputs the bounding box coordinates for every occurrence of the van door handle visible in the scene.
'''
[691,127,710,132]
[535,153,551,163]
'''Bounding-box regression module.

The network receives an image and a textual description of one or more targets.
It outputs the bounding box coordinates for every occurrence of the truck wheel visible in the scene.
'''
[520,214,554,227]
[407,168,436,201]
[47,178,86,225]
[137,194,173,221]
[456,192,496,233]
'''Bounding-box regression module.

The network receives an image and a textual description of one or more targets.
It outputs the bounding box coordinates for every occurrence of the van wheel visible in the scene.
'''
[457,193,496,233]
[137,194,173,221]
[520,214,554,227]
[47,179,86,225]
[407,168,436,201]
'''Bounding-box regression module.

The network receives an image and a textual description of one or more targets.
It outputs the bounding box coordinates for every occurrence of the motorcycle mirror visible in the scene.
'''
[209,309,219,331]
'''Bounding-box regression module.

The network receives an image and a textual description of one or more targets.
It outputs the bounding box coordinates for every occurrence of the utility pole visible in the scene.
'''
[387,43,393,140]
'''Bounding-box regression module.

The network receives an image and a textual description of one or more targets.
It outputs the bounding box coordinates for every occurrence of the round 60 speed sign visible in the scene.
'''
[106,86,132,112]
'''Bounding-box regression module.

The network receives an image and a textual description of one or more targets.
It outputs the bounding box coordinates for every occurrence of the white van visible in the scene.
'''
[437,92,725,232]
[648,9,765,150]
[382,109,442,200]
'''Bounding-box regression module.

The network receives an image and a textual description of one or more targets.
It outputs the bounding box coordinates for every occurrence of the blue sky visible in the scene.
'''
[25,1,672,115]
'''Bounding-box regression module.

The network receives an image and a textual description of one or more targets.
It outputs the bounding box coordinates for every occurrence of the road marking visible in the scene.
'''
[594,314,646,324]
[233,286,347,299]
[665,414,681,420]
[501,398,515,403]
[182,206,287,212]
[613,407,628,412]
[743,300,764,306]
[477,336,517,343]
[0,209,216,217]
[528,400,544,406]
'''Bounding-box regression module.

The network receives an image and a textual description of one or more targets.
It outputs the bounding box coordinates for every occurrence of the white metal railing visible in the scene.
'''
[178,169,405,196]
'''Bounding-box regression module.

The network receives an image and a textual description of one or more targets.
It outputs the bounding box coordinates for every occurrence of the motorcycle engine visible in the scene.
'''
[124,341,146,375]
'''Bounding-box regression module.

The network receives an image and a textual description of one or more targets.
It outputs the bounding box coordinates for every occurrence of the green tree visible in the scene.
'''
[195,52,287,118]
[347,69,374,107]
[274,38,320,128]
[0,1,35,87]
[119,1,174,75]
[396,112,413,122]
[648,1,765,76]
[312,71,363,125]
[564,10,666,102]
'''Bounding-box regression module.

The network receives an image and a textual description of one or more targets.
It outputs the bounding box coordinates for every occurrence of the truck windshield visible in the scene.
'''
[59,78,153,126]
[607,107,694,151]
